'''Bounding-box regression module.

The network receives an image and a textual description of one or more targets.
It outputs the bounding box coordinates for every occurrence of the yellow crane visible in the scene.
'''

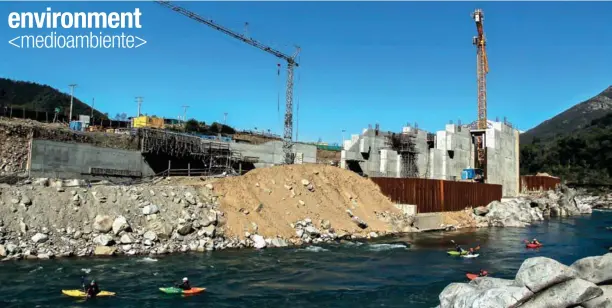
[156,1,300,164]
[472,9,488,174]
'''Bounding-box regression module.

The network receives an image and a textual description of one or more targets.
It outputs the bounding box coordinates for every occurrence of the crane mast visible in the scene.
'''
[472,9,488,173]
[155,1,300,164]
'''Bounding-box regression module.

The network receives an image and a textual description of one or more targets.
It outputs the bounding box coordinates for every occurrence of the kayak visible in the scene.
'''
[61,290,115,297]
[466,273,479,280]
[159,287,206,295]
[526,243,542,249]
[461,254,479,258]
[447,250,468,256]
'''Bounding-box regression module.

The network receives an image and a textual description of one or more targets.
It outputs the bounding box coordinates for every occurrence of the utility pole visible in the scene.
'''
[68,84,77,121]
[223,112,228,125]
[135,96,143,117]
[181,105,189,122]
[90,98,95,118]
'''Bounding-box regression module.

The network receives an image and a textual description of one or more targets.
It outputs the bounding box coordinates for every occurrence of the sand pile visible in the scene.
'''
[209,164,402,239]
[441,209,478,228]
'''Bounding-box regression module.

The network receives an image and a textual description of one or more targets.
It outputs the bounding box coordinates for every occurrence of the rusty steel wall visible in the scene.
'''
[370,177,502,213]
[520,176,561,192]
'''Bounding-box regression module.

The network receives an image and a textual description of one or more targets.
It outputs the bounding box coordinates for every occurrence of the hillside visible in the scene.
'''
[0,78,106,119]
[520,86,612,144]
[520,111,612,184]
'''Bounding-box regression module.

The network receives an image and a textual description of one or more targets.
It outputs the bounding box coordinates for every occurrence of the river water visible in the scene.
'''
[1,211,611,308]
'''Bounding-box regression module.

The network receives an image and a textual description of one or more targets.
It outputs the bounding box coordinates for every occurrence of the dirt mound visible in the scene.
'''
[442,209,478,228]
[211,164,401,238]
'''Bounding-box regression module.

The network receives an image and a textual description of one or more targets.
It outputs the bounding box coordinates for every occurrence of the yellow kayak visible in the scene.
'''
[62,290,116,297]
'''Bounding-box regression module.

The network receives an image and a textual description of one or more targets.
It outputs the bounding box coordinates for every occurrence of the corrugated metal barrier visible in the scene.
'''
[520,175,561,192]
[370,177,502,213]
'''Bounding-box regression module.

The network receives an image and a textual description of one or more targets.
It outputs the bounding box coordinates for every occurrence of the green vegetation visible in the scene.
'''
[170,118,236,136]
[0,78,107,119]
[520,112,612,184]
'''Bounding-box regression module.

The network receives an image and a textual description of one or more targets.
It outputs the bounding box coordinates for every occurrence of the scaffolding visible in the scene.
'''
[138,128,237,176]
[388,131,419,178]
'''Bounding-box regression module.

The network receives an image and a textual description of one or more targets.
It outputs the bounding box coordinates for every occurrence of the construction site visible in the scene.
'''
[2,5,521,201]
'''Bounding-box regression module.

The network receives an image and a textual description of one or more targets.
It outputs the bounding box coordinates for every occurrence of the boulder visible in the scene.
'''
[520,278,603,308]
[120,234,134,244]
[570,253,612,285]
[112,216,131,235]
[147,220,173,239]
[31,233,48,243]
[474,206,489,216]
[252,235,266,249]
[93,215,113,233]
[454,286,534,308]
[199,225,215,237]
[0,245,6,257]
[438,283,477,308]
[515,257,577,293]
[177,223,194,235]
[582,285,612,308]
[142,204,160,215]
[469,277,516,290]
[143,231,158,242]
[271,238,288,248]
[93,234,114,246]
[305,226,320,236]
[94,246,118,256]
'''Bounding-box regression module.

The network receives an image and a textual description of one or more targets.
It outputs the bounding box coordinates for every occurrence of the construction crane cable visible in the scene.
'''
[156,0,300,164]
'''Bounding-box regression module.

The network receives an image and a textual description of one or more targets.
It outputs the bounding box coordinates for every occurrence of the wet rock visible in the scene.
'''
[93,215,113,233]
[252,235,266,249]
[112,216,131,235]
[31,233,48,243]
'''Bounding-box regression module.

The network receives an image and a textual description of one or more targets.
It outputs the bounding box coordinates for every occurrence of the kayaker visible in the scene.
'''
[176,277,192,290]
[454,243,465,253]
[479,269,488,277]
[85,280,101,298]
[467,248,475,255]
[531,238,541,245]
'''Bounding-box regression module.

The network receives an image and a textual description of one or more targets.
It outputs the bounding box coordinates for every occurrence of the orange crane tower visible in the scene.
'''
[472,9,488,175]
[156,1,300,164]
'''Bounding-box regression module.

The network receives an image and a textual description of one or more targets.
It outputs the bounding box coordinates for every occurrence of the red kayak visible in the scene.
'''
[526,243,542,249]
[466,273,479,280]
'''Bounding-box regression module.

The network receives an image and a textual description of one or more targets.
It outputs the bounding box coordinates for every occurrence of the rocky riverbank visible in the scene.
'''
[0,164,417,261]
[437,253,612,307]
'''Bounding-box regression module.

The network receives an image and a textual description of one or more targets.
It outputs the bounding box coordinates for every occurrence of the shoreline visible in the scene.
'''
[0,176,606,262]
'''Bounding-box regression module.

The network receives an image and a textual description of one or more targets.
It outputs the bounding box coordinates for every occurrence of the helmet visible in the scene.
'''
[482,270,488,275]
[182,277,188,282]
[91,280,96,285]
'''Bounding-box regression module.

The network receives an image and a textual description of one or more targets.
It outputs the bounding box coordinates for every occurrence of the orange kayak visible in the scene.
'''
[466,273,479,280]
[159,287,206,294]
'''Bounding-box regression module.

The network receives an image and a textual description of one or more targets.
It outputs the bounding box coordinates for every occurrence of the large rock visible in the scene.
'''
[454,286,534,308]
[469,277,516,290]
[31,233,48,243]
[93,234,114,246]
[120,234,134,244]
[473,206,489,216]
[0,245,6,257]
[93,215,113,233]
[520,278,603,308]
[94,246,118,256]
[143,231,158,242]
[252,235,266,249]
[438,283,477,308]
[177,223,194,235]
[571,253,612,285]
[147,220,173,239]
[142,204,160,215]
[515,257,577,293]
[271,238,288,248]
[582,285,612,308]
[486,199,543,227]
[112,216,131,235]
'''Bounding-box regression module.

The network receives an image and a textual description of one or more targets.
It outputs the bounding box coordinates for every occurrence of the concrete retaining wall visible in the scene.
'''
[231,140,317,168]
[28,140,155,179]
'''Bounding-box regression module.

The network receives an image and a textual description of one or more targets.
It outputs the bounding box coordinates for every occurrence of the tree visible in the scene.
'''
[185,118,200,132]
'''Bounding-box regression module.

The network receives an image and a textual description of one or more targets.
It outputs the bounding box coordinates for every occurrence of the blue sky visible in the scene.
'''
[1,1,610,144]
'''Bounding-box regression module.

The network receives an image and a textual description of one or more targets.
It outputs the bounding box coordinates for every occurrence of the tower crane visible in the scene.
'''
[472,9,488,175]
[155,1,300,164]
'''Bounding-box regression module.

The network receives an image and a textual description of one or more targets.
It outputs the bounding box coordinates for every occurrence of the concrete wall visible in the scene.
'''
[28,140,155,179]
[231,141,317,168]
[340,121,520,197]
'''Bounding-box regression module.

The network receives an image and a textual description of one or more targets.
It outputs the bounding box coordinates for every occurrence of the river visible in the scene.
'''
[1,210,611,308]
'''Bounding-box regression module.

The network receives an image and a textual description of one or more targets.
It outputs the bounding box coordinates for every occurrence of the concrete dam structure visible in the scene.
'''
[340,120,520,197]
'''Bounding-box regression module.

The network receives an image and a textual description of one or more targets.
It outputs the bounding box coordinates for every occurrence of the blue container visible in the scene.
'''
[462,168,476,180]
[69,121,82,131]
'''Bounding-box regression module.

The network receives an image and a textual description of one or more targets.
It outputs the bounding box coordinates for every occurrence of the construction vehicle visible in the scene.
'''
[461,168,485,183]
